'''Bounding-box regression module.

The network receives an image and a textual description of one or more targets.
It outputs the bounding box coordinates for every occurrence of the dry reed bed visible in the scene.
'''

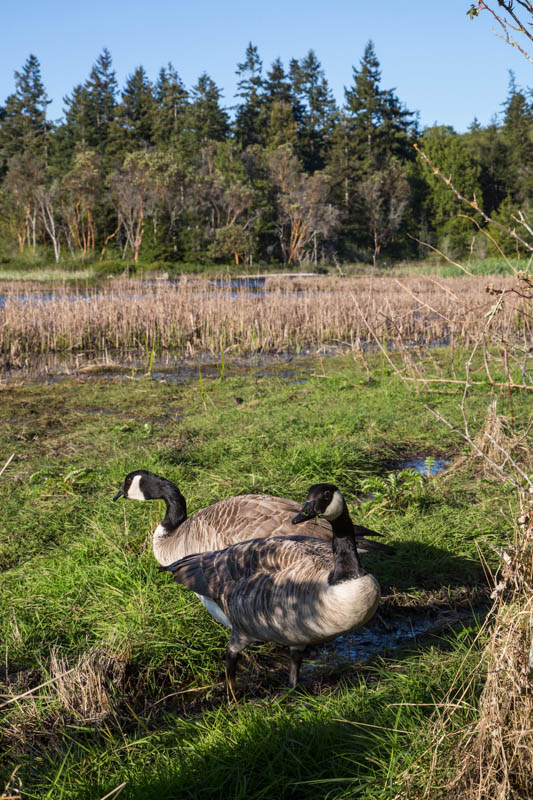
[0,274,530,356]
[422,504,533,800]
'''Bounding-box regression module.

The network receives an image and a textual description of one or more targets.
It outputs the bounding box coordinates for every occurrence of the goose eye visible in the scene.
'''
[323,490,332,501]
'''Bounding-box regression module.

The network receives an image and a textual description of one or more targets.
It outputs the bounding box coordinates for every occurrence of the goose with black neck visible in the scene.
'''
[112,469,395,567]
[160,483,381,689]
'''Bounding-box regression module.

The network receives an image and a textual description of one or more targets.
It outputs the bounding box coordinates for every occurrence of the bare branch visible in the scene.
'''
[414,144,533,255]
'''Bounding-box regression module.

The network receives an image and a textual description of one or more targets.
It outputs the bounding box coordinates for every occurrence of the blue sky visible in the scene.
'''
[2,0,532,132]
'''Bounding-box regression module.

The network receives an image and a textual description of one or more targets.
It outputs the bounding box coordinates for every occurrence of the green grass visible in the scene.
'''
[384,256,529,278]
[422,256,527,277]
[7,636,482,800]
[0,352,523,798]
[0,254,528,282]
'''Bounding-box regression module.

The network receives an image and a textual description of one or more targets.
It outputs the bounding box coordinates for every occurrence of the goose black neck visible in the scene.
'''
[159,482,187,535]
[328,507,364,585]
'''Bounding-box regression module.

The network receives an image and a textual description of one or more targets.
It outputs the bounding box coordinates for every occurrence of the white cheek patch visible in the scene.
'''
[322,490,344,520]
[126,475,146,501]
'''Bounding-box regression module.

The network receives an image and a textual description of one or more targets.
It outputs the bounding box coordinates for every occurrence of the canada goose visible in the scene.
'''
[112,469,394,567]
[160,483,381,689]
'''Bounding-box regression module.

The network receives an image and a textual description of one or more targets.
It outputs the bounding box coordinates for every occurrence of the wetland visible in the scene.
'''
[0,273,530,800]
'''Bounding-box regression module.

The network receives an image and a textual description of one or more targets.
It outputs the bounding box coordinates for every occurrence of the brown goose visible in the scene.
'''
[160,483,381,689]
[112,470,394,567]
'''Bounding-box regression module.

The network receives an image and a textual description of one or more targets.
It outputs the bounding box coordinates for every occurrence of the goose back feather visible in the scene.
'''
[113,470,394,566]
[153,493,392,565]
[164,535,380,647]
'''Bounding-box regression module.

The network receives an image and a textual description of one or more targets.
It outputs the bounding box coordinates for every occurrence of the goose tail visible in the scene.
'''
[355,536,395,556]
[158,553,211,595]
[353,523,384,538]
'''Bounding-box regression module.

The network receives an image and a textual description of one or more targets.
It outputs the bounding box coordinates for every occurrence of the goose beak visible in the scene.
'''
[113,488,124,501]
[292,501,317,524]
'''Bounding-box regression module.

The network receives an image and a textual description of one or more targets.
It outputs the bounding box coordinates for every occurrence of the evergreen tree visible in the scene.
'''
[153,63,189,144]
[61,49,117,159]
[326,113,353,213]
[344,41,384,170]
[289,50,337,170]
[86,49,118,136]
[265,102,299,150]
[500,71,533,203]
[263,58,295,107]
[234,43,264,147]
[184,73,229,151]
[344,41,415,170]
[465,118,508,216]
[0,54,51,166]
[261,58,301,151]
[326,41,416,257]
[62,84,92,146]
[117,66,155,148]
[419,125,483,256]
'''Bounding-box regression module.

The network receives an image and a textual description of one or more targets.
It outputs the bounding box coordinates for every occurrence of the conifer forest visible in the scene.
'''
[0,41,532,268]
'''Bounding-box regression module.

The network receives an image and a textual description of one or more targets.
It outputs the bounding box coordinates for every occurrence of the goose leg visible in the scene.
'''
[288,647,306,688]
[225,631,249,695]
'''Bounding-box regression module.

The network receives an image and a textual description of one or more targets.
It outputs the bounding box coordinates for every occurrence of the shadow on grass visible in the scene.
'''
[112,543,483,799]
[122,713,390,799]
[365,539,487,596]
[1,540,486,800]
[111,632,476,800]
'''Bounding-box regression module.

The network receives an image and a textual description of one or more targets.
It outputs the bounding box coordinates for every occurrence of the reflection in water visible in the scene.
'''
[304,605,484,675]
[0,350,320,386]
[399,457,449,476]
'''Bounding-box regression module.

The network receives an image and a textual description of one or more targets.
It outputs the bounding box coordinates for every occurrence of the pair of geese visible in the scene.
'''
[113,469,395,689]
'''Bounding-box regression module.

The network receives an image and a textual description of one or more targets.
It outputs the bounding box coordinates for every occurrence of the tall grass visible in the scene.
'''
[1,273,531,357]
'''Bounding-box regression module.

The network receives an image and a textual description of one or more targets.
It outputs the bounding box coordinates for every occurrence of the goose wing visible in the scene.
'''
[192,494,389,549]
[223,495,393,553]
[354,536,395,555]
[160,536,379,646]
[160,534,332,606]
[189,494,333,544]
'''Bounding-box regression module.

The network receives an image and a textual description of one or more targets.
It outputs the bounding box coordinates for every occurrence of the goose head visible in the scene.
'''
[113,469,187,534]
[292,483,346,524]
[113,469,178,503]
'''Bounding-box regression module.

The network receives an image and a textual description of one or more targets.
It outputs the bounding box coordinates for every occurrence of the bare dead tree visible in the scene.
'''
[1,153,44,252]
[358,158,410,267]
[267,145,339,265]
[109,153,156,262]
[144,149,190,244]
[60,149,101,257]
[36,183,61,263]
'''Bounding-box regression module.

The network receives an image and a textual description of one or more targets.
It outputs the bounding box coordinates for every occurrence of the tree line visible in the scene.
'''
[0,42,532,267]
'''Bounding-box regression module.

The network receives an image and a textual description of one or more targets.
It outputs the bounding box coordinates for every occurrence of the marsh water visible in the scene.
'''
[0,348,343,384]
[304,603,484,676]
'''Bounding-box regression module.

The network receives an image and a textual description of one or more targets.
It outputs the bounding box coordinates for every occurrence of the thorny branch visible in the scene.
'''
[469,1,533,62]
[368,141,533,490]
[413,144,533,257]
